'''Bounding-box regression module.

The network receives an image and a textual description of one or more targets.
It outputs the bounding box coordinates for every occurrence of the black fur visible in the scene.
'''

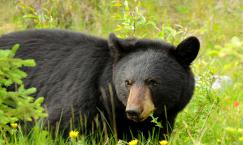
[0,29,200,139]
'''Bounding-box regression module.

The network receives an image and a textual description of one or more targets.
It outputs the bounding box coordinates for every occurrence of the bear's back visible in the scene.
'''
[0,30,111,124]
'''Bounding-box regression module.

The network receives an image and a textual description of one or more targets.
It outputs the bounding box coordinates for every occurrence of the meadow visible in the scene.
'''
[0,0,242,144]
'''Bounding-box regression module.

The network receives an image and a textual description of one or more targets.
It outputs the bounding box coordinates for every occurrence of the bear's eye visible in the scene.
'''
[125,80,133,87]
[146,79,159,87]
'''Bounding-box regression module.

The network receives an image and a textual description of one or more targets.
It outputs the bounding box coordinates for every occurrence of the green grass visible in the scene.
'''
[0,0,242,144]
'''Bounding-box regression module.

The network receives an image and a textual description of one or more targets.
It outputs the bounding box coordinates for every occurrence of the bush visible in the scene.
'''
[0,44,47,134]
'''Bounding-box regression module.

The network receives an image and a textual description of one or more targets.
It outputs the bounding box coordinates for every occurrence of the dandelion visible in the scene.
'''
[239,136,243,142]
[225,127,236,133]
[128,139,138,145]
[238,128,243,133]
[10,123,18,129]
[113,2,122,7]
[159,140,168,145]
[69,130,79,139]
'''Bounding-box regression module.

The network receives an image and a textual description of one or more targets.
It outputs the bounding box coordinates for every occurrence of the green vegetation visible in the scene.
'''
[0,0,242,144]
[0,44,46,144]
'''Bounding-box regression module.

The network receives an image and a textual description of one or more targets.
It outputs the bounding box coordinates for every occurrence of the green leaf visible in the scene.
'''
[24,87,37,95]
[34,97,44,105]
[22,59,36,67]
[176,5,190,14]
[9,44,20,57]
[0,50,11,58]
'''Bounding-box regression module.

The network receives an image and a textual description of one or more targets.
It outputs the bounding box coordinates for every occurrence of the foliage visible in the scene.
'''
[150,113,162,129]
[112,0,156,38]
[17,0,73,28]
[0,44,47,140]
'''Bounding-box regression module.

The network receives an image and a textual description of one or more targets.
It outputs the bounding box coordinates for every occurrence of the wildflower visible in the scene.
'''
[113,3,122,7]
[10,123,18,129]
[128,139,138,145]
[225,127,236,133]
[238,128,243,133]
[159,140,168,145]
[239,136,243,142]
[69,130,79,139]
[233,101,239,108]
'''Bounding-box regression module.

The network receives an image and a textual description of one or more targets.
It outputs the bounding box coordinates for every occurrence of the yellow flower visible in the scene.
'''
[113,3,122,7]
[238,128,243,133]
[225,127,236,133]
[69,130,79,139]
[160,140,168,145]
[128,139,138,145]
[239,136,243,142]
[10,123,18,129]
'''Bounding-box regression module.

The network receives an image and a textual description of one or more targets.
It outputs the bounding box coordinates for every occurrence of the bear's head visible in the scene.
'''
[108,34,200,122]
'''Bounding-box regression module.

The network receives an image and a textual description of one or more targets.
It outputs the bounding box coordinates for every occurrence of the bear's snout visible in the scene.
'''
[126,106,142,122]
[126,85,155,122]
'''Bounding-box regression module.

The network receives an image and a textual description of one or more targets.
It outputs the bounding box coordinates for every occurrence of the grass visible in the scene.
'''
[0,0,242,144]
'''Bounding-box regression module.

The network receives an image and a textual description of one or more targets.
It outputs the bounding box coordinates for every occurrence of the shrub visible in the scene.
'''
[0,44,47,134]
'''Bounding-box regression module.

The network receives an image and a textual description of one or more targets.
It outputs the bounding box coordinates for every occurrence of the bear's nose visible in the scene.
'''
[126,110,139,117]
[126,107,142,121]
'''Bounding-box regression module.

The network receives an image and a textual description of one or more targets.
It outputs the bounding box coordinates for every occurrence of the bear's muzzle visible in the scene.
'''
[126,85,155,122]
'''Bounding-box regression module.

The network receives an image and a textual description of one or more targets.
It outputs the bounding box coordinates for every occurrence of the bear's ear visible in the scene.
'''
[108,33,137,62]
[174,36,200,66]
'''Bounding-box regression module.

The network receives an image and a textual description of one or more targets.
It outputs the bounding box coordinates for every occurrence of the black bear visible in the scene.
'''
[0,29,200,139]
